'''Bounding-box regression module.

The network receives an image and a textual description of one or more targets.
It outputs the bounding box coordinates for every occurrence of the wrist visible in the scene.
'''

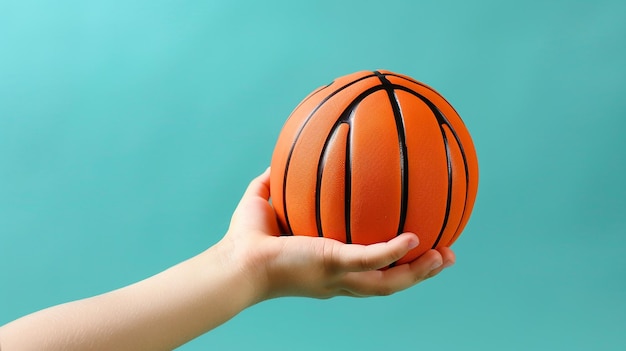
[210,232,273,305]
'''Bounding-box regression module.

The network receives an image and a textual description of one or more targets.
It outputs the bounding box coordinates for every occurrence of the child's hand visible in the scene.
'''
[221,168,456,301]
[0,168,457,351]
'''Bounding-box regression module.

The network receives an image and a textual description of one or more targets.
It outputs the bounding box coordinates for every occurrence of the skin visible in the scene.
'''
[0,168,455,351]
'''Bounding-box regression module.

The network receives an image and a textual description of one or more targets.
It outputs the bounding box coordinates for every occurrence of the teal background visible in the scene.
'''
[1,1,625,350]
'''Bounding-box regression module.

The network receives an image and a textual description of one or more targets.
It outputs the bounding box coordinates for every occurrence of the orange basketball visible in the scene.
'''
[270,70,479,264]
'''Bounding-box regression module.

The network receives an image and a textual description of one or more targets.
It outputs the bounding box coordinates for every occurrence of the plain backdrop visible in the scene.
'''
[1,1,625,350]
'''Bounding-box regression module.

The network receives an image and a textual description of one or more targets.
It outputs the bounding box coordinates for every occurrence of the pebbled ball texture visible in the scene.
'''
[270,70,479,264]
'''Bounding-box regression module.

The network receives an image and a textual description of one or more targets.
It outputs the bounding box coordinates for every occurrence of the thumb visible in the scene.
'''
[331,233,419,272]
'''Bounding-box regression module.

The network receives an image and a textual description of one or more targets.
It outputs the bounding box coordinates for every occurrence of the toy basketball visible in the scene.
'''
[270,70,478,264]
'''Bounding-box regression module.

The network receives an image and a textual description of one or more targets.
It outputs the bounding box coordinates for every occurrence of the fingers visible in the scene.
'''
[242,167,271,201]
[231,167,273,228]
[329,233,419,272]
[340,248,454,297]
[436,246,456,269]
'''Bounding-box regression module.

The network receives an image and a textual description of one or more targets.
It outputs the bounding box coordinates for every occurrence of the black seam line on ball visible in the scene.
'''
[315,119,351,237]
[282,73,377,235]
[393,85,470,248]
[344,118,353,244]
[287,79,336,123]
[381,73,466,128]
[435,127,453,248]
[315,121,345,238]
[315,85,387,243]
[386,71,474,240]
[373,71,410,239]
[287,84,330,122]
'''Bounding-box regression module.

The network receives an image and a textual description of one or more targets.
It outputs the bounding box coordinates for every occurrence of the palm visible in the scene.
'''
[225,168,455,300]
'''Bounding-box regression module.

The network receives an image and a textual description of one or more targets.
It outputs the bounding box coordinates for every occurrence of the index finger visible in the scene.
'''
[241,167,271,201]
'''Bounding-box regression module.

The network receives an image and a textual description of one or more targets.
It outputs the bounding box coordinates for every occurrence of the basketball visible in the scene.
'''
[270,70,479,264]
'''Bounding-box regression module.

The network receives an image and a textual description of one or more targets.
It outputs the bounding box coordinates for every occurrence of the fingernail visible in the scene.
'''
[407,237,419,250]
[430,258,443,270]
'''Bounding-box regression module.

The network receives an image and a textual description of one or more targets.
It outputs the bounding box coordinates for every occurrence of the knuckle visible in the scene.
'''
[324,243,340,271]
[359,254,378,271]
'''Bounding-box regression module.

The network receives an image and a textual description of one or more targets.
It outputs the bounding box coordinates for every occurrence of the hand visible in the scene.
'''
[219,168,456,301]
[0,168,457,351]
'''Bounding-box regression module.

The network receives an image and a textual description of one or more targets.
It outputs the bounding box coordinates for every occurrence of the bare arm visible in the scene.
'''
[0,168,454,351]
[0,244,258,350]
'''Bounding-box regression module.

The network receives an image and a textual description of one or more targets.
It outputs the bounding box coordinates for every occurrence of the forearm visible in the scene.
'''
[0,168,456,350]
[0,240,261,351]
